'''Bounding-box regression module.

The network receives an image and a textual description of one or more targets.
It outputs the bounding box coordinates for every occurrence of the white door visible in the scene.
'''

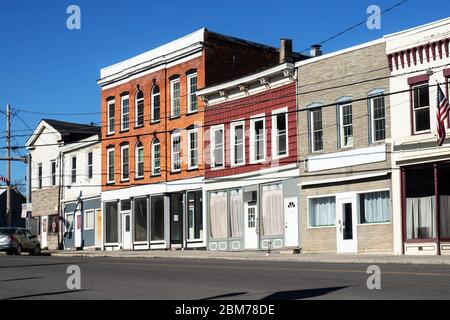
[336,195,357,254]
[75,211,82,248]
[244,204,258,250]
[284,198,299,247]
[41,217,48,248]
[122,212,132,250]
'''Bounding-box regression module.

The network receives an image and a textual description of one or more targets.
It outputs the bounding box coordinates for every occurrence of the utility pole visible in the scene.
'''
[6,104,11,227]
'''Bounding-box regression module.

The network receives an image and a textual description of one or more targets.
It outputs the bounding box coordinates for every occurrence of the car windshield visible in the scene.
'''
[0,228,16,235]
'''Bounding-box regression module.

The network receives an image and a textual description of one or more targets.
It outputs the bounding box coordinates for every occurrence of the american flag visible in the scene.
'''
[437,84,449,147]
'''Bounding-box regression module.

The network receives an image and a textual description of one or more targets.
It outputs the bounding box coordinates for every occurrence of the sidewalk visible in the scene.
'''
[48,249,450,265]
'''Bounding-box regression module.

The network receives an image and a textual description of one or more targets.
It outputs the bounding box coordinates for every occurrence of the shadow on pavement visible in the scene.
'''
[0,277,44,282]
[262,286,348,300]
[201,292,248,300]
[2,290,87,300]
[0,262,83,269]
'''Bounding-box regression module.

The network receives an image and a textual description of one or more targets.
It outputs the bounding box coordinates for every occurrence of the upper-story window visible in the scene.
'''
[121,95,130,131]
[37,163,42,189]
[151,138,161,176]
[310,108,323,152]
[250,116,266,163]
[211,125,224,169]
[171,132,181,172]
[170,78,181,118]
[187,73,198,113]
[107,148,115,184]
[71,156,77,184]
[135,142,144,178]
[107,100,115,135]
[87,152,93,180]
[231,121,245,166]
[151,85,160,123]
[135,90,144,128]
[188,128,199,170]
[121,145,130,181]
[412,83,430,134]
[51,160,56,186]
[339,104,353,148]
[272,108,288,159]
[370,95,386,142]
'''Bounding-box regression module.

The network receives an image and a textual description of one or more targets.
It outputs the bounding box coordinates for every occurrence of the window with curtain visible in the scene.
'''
[229,189,244,238]
[261,184,283,236]
[309,196,336,227]
[152,85,160,122]
[135,90,144,127]
[105,202,118,243]
[209,191,228,239]
[359,191,390,224]
[439,164,450,239]
[134,197,147,242]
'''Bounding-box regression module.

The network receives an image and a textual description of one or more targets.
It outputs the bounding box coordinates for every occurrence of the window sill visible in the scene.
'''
[358,221,391,226]
[150,120,161,125]
[120,179,130,183]
[171,170,182,174]
[150,174,162,178]
[106,132,115,137]
[187,110,198,116]
[272,154,289,161]
[307,225,335,230]
[106,181,115,185]
[134,125,144,130]
[187,167,199,172]
[230,163,245,168]
[412,130,431,136]
[134,176,145,181]
[120,129,130,134]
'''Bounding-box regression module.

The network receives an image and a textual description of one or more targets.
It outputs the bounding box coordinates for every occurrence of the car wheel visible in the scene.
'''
[31,245,41,256]
[15,245,22,256]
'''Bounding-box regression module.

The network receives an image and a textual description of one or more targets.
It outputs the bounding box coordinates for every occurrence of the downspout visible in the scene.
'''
[57,150,64,250]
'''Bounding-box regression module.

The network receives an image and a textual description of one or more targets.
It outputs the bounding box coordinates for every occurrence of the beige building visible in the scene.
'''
[296,39,394,254]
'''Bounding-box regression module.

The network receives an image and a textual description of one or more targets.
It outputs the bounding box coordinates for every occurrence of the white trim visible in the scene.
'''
[230,120,245,167]
[151,138,161,176]
[369,94,387,144]
[106,148,115,184]
[306,195,337,229]
[107,100,115,135]
[151,85,161,123]
[355,188,392,225]
[135,142,144,179]
[121,95,130,131]
[210,125,225,170]
[170,78,181,118]
[300,171,390,187]
[84,209,95,230]
[86,151,94,181]
[171,132,181,173]
[250,114,266,164]
[135,90,144,128]
[70,155,77,184]
[339,103,353,149]
[120,144,130,182]
[310,107,324,153]
[271,107,289,160]
[187,73,198,114]
[187,128,199,170]
[411,83,431,135]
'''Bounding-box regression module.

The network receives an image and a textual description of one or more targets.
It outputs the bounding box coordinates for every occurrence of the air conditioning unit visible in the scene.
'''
[243,191,257,203]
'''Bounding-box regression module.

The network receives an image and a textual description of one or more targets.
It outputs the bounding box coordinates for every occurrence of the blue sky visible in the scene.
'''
[0,0,449,186]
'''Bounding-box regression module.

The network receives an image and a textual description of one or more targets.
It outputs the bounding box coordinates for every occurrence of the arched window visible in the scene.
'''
[151,138,161,176]
[152,85,160,122]
[135,141,144,178]
[135,90,144,127]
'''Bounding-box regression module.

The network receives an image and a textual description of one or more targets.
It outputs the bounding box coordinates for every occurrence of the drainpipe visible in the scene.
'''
[57,151,64,250]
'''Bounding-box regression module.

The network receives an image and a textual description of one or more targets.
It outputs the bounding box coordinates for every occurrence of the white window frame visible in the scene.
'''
[151,139,161,176]
[84,209,95,230]
[107,148,115,184]
[107,100,115,135]
[135,91,144,128]
[310,108,324,153]
[339,103,353,148]
[86,151,93,181]
[370,95,386,143]
[250,115,266,164]
[120,145,130,182]
[230,120,245,167]
[356,188,391,226]
[135,143,144,179]
[121,95,130,131]
[210,125,225,169]
[187,73,198,114]
[412,83,431,134]
[188,128,199,170]
[151,85,160,123]
[37,163,43,189]
[271,108,289,160]
[51,160,56,186]
[170,78,181,118]
[307,194,337,230]
[71,155,77,184]
[65,213,74,233]
[171,133,181,173]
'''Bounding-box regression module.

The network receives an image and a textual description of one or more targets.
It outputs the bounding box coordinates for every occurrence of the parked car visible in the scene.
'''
[0,228,41,256]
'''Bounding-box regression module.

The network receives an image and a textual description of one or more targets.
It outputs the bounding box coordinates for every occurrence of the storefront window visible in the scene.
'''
[261,184,283,236]
[134,197,147,242]
[309,197,336,227]
[105,202,118,243]
[151,196,164,241]
[187,191,203,240]
[209,191,227,239]
[439,164,450,239]
[229,189,244,238]
[359,191,390,224]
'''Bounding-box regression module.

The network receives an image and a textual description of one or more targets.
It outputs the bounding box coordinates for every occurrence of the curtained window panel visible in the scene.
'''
[309,197,336,227]
[406,196,436,240]
[359,191,390,224]
[261,184,283,236]
[440,195,450,238]
[209,192,228,239]
[229,189,244,238]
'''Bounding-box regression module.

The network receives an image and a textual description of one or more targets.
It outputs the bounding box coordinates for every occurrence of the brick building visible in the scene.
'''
[97,28,281,250]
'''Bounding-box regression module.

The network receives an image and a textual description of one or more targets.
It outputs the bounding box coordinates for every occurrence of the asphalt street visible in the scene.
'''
[0,254,449,300]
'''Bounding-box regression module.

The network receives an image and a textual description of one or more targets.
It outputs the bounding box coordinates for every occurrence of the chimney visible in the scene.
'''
[280,39,293,64]
[310,44,322,57]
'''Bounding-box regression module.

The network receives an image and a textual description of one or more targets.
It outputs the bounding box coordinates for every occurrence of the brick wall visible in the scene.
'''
[31,187,59,217]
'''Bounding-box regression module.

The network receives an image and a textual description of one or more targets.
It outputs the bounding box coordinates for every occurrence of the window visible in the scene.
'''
[84,210,94,230]
[188,129,199,170]
[152,138,161,176]
[209,191,228,239]
[107,148,115,183]
[107,100,115,135]
[87,152,93,180]
[121,95,130,131]
[105,202,118,243]
[229,189,244,238]
[51,160,56,186]
[121,145,129,181]
[37,163,42,189]
[187,73,198,113]
[65,213,74,233]
[412,84,430,133]
[171,133,181,172]
[151,85,160,122]
[371,96,386,142]
[170,78,180,118]
[309,196,336,227]
[151,196,165,241]
[310,108,323,152]
[272,109,288,158]
[339,104,353,148]
[71,156,77,184]
[261,184,283,236]
[250,116,266,163]
[359,191,390,224]
[134,197,147,242]
[211,126,224,168]
[135,90,144,127]
[135,142,144,178]
[187,191,203,240]
[231,122,245,166]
